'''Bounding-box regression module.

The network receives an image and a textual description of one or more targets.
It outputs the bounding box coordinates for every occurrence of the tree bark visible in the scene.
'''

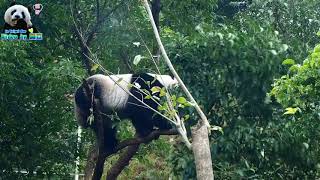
[106,145,140,180]
[191,122,214,180]
[84,144,98,180]
[151,0,161,59]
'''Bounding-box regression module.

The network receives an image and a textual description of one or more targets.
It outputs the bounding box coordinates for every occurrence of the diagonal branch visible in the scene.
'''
[114,129,178,152]
[106,145,140,180]
[141,0,211,129]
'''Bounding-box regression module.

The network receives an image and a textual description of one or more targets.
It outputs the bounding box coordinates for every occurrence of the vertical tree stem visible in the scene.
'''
[192,122,214,180]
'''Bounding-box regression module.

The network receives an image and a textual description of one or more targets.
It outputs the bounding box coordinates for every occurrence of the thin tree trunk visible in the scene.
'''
[191,122,214,180]
[142,0,210,128]
[142,1,214,178]
[84,144,98,180]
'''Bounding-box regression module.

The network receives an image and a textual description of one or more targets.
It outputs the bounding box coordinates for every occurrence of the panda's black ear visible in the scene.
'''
[9,2,16,7]
[169,73,175,80]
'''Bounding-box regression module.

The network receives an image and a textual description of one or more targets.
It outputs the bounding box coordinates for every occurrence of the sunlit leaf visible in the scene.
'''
[91,64,99,71]
[282,59,295,65]
[133,55,145,65]
[151,86,161,94]
[211,126,223,134]
[314,44,320,53]
[133,42,141,47]
[177,97,187,104]
[283,107,299,115]
[159,88,166,97]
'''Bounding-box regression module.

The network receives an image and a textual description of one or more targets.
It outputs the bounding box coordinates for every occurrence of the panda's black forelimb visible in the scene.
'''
[77,79,118,153]
[126,73,173,138]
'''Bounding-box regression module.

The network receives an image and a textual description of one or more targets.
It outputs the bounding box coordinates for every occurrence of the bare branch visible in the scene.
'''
[142,0,211,129]
[86,0,126,45]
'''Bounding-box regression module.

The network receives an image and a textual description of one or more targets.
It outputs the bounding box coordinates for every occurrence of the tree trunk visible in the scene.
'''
[191,122,214,180]
[84,144,98,180]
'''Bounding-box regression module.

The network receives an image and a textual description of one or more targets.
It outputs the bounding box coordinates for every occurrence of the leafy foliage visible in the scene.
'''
[0,41,85,178]
[1,0,320,179]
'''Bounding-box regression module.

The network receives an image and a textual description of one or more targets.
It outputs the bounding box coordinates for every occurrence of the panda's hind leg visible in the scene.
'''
[154,114,172,130]
[130,114,154,137]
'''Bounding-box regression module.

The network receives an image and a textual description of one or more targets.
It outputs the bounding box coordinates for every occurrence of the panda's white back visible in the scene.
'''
[89,74,132,110]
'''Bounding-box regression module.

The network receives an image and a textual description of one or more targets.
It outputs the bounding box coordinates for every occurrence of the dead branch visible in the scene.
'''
[70,0,126,75]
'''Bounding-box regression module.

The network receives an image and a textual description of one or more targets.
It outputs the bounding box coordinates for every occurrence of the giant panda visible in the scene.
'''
[2,2,38,38]
[74,73,178,152]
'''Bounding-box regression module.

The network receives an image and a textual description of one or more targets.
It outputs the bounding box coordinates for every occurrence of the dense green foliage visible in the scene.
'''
[1,0,320,179]
[268,43,320,178]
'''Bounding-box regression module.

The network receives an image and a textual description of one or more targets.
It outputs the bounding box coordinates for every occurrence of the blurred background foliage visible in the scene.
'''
[0,0,320,179]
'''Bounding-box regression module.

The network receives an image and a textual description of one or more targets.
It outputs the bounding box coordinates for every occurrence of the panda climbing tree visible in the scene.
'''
[74,73,180,153]
[71,0,213,179]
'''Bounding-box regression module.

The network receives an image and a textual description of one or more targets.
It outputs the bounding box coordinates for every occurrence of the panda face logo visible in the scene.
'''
[4,5,32,27]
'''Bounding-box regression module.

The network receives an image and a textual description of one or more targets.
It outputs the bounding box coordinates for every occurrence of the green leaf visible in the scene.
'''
[283,107,299,115]
[116,78,123,83]
[144,95,152,100]
[282,59,295,65]
[91,64,99,72]
[269,50,278,55]
[183,114,190,121]
[159,88,166,97]
[177,97,187,104]
[133,55,145,65]
[211,126,223,134]
[151,86,161,94]
[314,44,320,53]
[289,64,300,72]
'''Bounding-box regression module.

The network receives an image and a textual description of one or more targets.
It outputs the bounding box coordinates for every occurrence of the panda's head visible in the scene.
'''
[4,3,32,27]
[148,73,179,89]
